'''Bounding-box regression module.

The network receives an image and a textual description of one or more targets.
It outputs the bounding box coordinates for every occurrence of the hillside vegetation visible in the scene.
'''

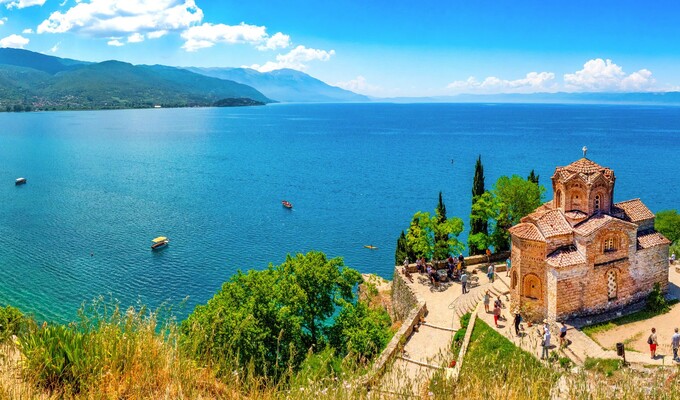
[0,48,270,111]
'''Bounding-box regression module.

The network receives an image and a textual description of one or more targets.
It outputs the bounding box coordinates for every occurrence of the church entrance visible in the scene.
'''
[523,274,542,300]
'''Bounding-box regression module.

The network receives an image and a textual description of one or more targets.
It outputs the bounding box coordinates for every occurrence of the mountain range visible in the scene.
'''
[186,67,369,103]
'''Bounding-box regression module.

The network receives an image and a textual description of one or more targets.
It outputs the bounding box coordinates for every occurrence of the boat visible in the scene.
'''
[15,177,26,185]
[364,245,378,250]
[282,200,293,209]
[151,236,169,250]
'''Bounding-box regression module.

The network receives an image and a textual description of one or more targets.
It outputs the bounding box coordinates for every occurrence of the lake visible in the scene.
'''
[0,103,678,322]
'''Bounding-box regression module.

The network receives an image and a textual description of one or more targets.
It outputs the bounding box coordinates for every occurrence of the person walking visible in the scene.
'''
[505,258,511,277]
[493,302,501,328]
[559,322,568,348]
[513,312,522,336]
[672,328,680,362]
[541,329,551,360]
[460,271,468,294]
[483,290,491,313]
[487,264,495,283]
[648,327,658,359]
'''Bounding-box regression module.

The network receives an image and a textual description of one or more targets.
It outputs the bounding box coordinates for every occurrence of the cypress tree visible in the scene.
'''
[434,191,449,259]
[395,230,408,265]
[469,155,488,255]
[528,169,540,186]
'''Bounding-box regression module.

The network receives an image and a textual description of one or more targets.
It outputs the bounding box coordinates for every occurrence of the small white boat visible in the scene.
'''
[151,236,169,250]
[15,177,26,185]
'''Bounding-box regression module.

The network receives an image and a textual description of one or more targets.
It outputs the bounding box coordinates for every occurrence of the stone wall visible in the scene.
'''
[391,268,419,322]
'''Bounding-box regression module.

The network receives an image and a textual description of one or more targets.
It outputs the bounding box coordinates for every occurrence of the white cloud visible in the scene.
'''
[22,28,34,34]
[0,17,6,25]
[37,0,203,36]
[127,32,144,43]
[147,30,168,39]
[107,38,124,46]
[0,34,29,48]
[336,75,379,94]
[563,58,655,91]
[181,22,289,52]
[249,45,335,72]
[1,0,46,9]
[447,71,556,93]
[50,41,60,52]
[256,31,290,51]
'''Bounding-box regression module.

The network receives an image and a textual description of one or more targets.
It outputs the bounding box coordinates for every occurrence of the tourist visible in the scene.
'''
[672,253,676,263]
[458,254,465,268]
[541,329,551,360]
[672,328,680,362]
[506,258,511,277]
[416,258,423,273]
[461,271,468,294]
[493,302,501,328]
[485,248,491,263]
[483,290,491,313]
[648,327,658,359]
[403,257,409,268]
[543,319,550,335]
[559,322,568,348]
[514,312,522,336]
[487,264,495,283]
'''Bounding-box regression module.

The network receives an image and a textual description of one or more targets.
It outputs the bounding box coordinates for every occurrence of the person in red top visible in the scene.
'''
[649,327,658,359]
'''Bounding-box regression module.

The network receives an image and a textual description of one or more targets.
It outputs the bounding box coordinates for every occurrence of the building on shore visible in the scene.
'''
[509,156,670,321]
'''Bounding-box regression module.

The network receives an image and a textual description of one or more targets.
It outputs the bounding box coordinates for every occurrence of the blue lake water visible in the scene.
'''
[0,103,678,322]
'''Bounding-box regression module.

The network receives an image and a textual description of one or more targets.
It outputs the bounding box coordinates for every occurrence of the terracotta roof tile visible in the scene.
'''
[637,230,671,249]
[564,210,588,222]
[509,223,545,242]
[534,210,573,237]
[553,158,615,184]
[613,199,655,223]
[574,213,615,236]
[546,246,586,268]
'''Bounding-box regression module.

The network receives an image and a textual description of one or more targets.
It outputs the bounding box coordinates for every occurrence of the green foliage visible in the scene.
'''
[558,356,572,370]
[645,282,669,313]
[655,209,680,244]
[0,305,25,342]
[583,357,621,377]
[327,299,392,362]
[395,230,410,265]
[527,169,540,185]
[406,211,464,260]
[469,155,488,255]
[460,312,471,329]
[470,175,545,251]
[181,251,363,378]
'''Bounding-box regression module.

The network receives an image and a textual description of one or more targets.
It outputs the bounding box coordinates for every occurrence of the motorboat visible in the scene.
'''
[15,177,26,185]
[282,200,293,209]
[151,236,169,250]
[364,245,378,250]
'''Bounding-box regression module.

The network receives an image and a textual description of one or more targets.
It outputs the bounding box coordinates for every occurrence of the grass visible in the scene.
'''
[582,299,679,338]
[430,318,560,399]
[583,357,622,377]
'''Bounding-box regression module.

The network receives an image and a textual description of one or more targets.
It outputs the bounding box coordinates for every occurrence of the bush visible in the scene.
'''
[0,305,25,342]
[645,282,669,314]
[558,356,572,370]
[460,312,471,329]
[583,357,621,377]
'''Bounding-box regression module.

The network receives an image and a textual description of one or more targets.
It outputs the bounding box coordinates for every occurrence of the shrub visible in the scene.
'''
[558,356,572,370]
[0,305,25,342]
[460,312,471,329]
[583,357,621,377]
[645,282,669,314]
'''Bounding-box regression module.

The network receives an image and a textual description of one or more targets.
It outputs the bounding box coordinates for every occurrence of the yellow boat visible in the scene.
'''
[151,236,169,250]
[364,245,378,250]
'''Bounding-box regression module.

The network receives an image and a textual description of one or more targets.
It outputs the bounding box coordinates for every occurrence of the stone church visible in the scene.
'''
[508,156,670,321]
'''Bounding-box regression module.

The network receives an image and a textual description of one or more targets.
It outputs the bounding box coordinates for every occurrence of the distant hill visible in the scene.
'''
[0,48,271,111]
[375,91,680,105]
[187,67,369,103]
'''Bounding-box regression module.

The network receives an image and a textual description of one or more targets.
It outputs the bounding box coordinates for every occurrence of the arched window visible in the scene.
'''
[511,271,518,289]
[595,194,601,211]
[604,237,616,252]
[555,190,562,208]
[606,269,618,300]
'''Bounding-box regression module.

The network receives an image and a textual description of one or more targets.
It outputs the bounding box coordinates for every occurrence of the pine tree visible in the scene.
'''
[468,155,488,255]
[528,169,540,186]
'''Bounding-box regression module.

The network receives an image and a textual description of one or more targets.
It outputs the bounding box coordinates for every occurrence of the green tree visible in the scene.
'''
[655,210,680,244]
[181,251,362,377]
[328,298,392,361]
[468,191,496,253]
[528,169,540,186]
[492,175,545,250]
[406,211,464,260]
[395,230,408,265]
[469,155,488,255]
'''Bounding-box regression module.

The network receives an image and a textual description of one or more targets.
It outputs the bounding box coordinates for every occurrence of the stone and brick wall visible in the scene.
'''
[391,268,419,322]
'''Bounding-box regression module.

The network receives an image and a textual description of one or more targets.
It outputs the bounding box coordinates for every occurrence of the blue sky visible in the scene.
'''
[0,0,679,96]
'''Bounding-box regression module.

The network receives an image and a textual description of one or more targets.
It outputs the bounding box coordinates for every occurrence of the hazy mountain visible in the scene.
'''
[374,92,680,105]
[187,67,369,103]
[0,48,270,111]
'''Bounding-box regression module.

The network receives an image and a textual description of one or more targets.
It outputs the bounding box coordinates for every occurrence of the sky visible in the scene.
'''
[0,0,679,97]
